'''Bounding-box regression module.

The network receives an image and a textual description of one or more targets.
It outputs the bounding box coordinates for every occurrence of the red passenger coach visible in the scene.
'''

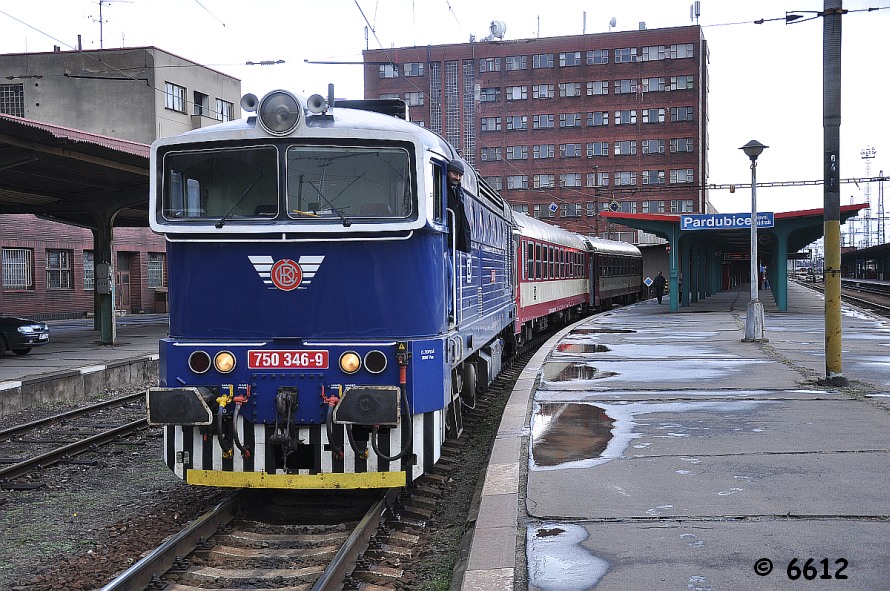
[512,212,643,346]
[513,212,593,344]
[581,236,643,310]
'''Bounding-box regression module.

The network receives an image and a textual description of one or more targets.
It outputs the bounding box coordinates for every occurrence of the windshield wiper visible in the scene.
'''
[215,172,263,228]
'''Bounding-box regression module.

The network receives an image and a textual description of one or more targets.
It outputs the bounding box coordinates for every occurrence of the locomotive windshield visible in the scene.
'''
[161,144,413,224]
[286,146,412,220]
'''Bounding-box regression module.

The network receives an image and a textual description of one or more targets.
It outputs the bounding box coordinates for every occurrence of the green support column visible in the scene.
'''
[680,241,691,308]
[669,226,680,312]
[774,232,789,311]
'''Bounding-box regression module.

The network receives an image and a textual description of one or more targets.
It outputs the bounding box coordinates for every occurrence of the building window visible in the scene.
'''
[559,143,583,158]
[614,47,638,63]
[216,98,234,122]
[2,247,33,289]
[379,64,398,78]
[642,45,666,61]
[148,253,166,288]
[83,250,95,291]
[506,86,528,100]
[0,83,25,117]
[587,172,609,187]
[642,170,665,185]
[671,75,694,90]
[642,108,665,124]
[561,203,583,217]
[193,91,209,116]
[671,106,695,121]
[480,57,501,72]
[507,175,529,189]
[642,200,666,213]
[46,249,73,290]
[671,199,695,212]
[379,93,399,100]
[532,53,554,68]
[614,79,637,94]
[615,171,637,186]
[587,111,609,126]
[484,176,503,190]
[403,62,425,76]
[512,203,529,215]
[671,43,695,59]
[641,139,665,154]
[560,113,581,128]
[671,137,694,153]
[534,114,555,128]
[614,110,637,125]
[587,142,609,157]
[560,173,582,187]
[559,51,582,67]
[559,82,582,97]
[534,144,555,159]
[532,84,555,99]
[506,55,527,70]
[533,174,555,188]
[587,81,609,96]
[481,117,502,131]
[506,145,528,160]
[641,77,665,93]
[164,82,186,112]
[614,140,637,155]
[670,169,695,184]
[507,115,527,130]
[405,91,424,106]
[586,49,608,65]
[481,147,502,161]
[480,87,500,102]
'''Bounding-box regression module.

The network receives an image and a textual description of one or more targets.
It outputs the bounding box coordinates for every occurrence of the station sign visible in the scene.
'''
[680,212,774,231]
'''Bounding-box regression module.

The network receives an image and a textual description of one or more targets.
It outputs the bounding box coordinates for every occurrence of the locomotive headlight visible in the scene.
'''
[339,351,361,374]
[258,90,302,135]
[188,350,212,374]
[364,350,388,374]
[214,351,236,374]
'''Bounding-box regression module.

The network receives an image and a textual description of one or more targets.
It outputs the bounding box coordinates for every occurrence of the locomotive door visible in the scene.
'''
[434,162,457,325]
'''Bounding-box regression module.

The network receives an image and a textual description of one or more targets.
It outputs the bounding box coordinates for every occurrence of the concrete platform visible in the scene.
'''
[459,282,890,591]
[0,315,166,418]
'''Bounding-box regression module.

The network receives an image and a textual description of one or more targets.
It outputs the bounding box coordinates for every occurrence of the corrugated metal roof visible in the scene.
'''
[0,113,149,157]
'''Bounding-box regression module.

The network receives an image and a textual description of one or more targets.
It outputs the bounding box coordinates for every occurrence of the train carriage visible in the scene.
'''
[581,236,644,309]
[146,89,514,489]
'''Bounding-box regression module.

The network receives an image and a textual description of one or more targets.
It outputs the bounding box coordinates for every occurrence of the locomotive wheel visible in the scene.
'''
[461,362,477,408]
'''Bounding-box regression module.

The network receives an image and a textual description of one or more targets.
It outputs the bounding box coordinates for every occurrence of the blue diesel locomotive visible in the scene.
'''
[146,90,514,489]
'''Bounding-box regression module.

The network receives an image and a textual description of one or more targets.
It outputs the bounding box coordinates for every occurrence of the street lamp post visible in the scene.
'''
[740,140,768,342]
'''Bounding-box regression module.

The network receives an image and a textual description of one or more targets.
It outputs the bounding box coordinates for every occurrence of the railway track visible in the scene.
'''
[0,392,147,489]
[795,278,890,317]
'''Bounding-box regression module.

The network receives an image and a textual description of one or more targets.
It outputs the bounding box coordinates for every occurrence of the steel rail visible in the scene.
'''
[0,392,143,442]
[0,418,146,482]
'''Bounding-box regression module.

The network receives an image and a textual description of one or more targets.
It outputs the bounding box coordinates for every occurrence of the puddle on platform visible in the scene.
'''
[556,343,611,354]
[543,362,618,382]
[531,403,614,467]
[571,327,636,335]
[527,523,609,591]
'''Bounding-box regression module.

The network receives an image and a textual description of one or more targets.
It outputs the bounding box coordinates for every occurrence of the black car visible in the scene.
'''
[0,315,50,355]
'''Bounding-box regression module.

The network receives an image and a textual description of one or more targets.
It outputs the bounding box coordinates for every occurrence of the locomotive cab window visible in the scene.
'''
[162,146,278,221]
[286,146,413,221]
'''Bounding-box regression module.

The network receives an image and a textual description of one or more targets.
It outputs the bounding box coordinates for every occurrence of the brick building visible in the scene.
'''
[364,25,712,241]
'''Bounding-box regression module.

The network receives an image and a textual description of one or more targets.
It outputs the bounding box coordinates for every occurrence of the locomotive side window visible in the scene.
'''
[285,146,413,220]
[162,146,278,220]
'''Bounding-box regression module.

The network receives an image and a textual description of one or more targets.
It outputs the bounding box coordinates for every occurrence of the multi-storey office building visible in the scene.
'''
[364,26,711,241]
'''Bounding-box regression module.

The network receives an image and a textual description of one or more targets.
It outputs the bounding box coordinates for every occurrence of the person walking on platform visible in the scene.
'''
[653,271,667,304]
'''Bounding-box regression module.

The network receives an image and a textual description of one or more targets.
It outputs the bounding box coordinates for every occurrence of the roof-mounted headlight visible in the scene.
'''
[258,90,302,135]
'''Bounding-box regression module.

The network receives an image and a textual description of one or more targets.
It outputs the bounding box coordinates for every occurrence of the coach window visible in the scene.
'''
[535,243,542,279]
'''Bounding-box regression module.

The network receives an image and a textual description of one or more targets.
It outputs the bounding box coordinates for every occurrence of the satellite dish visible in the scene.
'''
[489,20,506,39]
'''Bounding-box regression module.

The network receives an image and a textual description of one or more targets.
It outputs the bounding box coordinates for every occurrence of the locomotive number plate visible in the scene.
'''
[248,350,329,369]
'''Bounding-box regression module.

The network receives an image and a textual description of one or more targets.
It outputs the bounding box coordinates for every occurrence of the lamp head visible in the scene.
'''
[740,140,768,161]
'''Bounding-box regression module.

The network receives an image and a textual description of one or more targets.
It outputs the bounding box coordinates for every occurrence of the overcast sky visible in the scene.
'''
[2,0,887,229]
